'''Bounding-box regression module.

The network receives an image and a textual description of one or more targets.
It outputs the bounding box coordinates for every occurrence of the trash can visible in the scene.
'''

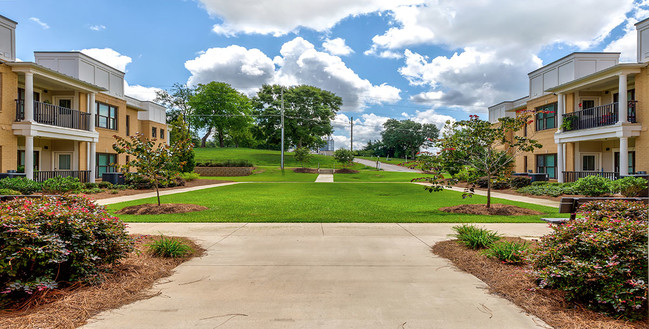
[0,172,26,179]
[102,172,125,185]
[527,173,549,182]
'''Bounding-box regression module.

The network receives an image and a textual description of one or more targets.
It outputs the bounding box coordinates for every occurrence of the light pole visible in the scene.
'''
[280,87,285,170]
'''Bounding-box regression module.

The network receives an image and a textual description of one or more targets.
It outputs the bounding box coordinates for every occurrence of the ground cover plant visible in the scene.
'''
[452,224,500,249]
[0,178,41,195]
[108,183,561,223]
[517,181,578,197]
[482,240,530,264]
[147,235,194,258]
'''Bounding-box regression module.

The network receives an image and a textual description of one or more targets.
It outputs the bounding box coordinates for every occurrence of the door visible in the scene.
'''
[614,151,635,174]
[581,153,600,172]
[55,152,73,171]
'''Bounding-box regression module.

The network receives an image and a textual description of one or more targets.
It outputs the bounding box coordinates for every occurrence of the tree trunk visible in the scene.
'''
[201,127,212,147]
[218,130,224,148]
[154,179,161,206]
[486,173,491,209]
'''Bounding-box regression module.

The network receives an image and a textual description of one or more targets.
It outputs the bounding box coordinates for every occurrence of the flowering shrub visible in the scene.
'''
[532,200,648,320]
[572,175,612,196]
[0,195,133,305]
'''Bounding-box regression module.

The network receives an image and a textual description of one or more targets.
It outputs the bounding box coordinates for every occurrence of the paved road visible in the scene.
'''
[354,158,422,173]
[84,223,551,329]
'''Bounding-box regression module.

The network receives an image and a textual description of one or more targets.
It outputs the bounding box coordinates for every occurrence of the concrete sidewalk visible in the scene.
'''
[354,158,421,173]
[96,182,239,205]
[315,174,334,182]
[84,223,551,329]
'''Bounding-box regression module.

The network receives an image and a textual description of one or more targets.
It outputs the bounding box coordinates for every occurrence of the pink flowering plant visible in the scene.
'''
[0,195,133,305]
[531,200,648,320]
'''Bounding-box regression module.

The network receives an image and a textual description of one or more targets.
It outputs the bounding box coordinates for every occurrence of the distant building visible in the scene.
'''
[318,136,334,155]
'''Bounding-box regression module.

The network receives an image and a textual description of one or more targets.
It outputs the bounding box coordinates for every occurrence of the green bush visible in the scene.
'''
[97,181,113,189]
[0,195,133,304]
[532,200,648,320]
[454,167,481,183]
[452,224,501,249]
[147,235,193,258]
[84,182,98,189]
[572,175,611,196]
[333,149,355,168]
[509,176,532,189]
[0,188,21,195]
[80,188,103,194]
[126,175,185,189]
[609,177,648,197]
[42,176,83,194]
[482,240,530,264]
[517,183,577,197]
[0,177,42,195]
[180,172,200,182]
[475,176,510,189]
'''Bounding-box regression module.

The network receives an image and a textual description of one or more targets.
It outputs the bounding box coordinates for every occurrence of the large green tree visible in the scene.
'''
[252,84,341,149]
[189,82,253,148]
[381,119,439,158]
[154,83,195,126]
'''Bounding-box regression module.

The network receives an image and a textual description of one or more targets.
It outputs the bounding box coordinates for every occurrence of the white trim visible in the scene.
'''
[12,122,99,143]
[555,122,642,143]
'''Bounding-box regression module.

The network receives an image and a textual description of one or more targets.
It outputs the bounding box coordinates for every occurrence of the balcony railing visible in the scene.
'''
[36,170,91,183]
[563,171,620,183]
[16,100,92,131]
[561,101,637,131]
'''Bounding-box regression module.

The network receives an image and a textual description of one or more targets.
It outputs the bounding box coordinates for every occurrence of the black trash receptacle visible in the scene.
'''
[527,173,549,182]
[102,172,125,185]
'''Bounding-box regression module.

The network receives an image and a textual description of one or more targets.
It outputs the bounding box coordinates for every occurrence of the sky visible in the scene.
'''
[2,0,648,149]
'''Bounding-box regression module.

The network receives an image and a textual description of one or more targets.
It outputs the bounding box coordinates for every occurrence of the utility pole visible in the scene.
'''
[350,116,353,151]
[280,87,285,169]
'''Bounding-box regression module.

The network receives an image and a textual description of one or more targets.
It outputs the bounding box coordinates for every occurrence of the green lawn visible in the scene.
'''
[357,156,415,166]
[195,147,366,169]
[109,183,562,223]
[334,170,425,182]
[203,166,318,182]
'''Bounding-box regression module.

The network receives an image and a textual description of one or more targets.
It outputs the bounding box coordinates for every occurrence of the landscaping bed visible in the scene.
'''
[293,168,319,174]
[88,179,230,200]
[433,239,647,329]
[0,235,204,329]
[116,203,208,215]
[440,203,542,216]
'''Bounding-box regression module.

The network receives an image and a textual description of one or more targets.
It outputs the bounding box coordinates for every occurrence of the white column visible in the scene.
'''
[620,137,629,176]
[619,74,628,123]
[557,93,564,131]
[73,141,79,171]
[557,143,565,183]
[89,142,96,183]
[89,93,96,132]
[25,136,34,180]
[24,72,34,122]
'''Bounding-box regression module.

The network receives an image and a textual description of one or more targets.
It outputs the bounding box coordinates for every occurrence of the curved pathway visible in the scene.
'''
[354,158,421,173]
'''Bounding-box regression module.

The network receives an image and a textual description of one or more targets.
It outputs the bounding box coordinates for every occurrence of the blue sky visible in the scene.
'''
[2,0,647,148]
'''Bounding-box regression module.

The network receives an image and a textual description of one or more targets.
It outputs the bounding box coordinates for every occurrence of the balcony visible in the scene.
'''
[561,101,637,131]
[16,100,92,131]
[36,170,92,183]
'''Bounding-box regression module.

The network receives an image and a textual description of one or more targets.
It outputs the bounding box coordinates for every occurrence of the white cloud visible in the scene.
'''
[184,45,276,94]
[198,0,423,36]
[332,112,390,149]
[29,17,49,29]
[80,48,132,72]
[401,109,455,129]
[322,38,354,56]
[89,25,106,31]
[124,81,161,102]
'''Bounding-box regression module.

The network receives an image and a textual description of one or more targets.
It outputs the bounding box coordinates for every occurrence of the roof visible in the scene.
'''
[545,63,647,93]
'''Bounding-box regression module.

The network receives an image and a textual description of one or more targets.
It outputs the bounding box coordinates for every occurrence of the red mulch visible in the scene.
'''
[335,168,359,174]
[439,203,543,216]
[115,203,208,215]
[432,239,648,329]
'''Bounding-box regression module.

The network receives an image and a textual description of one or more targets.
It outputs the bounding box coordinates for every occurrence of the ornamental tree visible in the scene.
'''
[294,147,312,168]
[113,133,190,205]
[333,149,355,168]
[413,113,541,208]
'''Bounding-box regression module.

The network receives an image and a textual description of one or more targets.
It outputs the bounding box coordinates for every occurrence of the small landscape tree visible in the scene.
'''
[170,114,196,173]
[294,147,312,168]
[413,113,541,208]
[333,149,354,168]
[113,133,189,205]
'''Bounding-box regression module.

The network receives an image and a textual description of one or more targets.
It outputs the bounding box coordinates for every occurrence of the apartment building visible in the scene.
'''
[488,19,649,183]
[0,15,167,183]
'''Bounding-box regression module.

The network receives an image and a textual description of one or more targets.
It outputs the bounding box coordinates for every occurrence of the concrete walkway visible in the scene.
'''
[354,158,422,173]
[84,223,551,329]
[96,182,240,205]
[315,174,334,182]
[412,182,560,208]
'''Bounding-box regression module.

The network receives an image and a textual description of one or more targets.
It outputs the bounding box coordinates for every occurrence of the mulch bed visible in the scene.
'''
[0,235,205,329]
[440,203,543,216]
[432,239,648,329]
[87,179,231,200]
[293,168,319,174]
[116,203,208,215]
[334,168,359,174]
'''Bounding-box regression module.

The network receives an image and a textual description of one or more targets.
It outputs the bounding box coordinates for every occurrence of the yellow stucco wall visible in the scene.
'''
[633,67,649,173]
[0,64,19,172]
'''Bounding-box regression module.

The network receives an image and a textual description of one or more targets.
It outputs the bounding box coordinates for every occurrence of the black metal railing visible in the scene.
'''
[16,100,91,131]
[562,101,637,131]
[36,170,91,183]
[563,171,620,183]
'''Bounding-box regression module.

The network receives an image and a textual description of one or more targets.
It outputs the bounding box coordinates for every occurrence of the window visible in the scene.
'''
[536,154,557,179]
[614,151,636,174]
[581,100,595,115]
[535,103,556,131]
[160,129,165,140]
[96,102,117,130]
[152,127,157,138]
[523,156,528,173]
[125,115,130,136]
[582,155,596,171]
[17,150,40,171]
[58,99,72,109]
[96,153,117,178]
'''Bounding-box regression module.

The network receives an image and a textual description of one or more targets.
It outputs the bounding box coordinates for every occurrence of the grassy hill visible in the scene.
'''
[194,147,361,169]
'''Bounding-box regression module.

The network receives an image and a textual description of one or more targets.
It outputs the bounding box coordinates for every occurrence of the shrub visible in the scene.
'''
[452,224,501,249]
[147,235,193,258]
[97,181,113,189]
[475,176,510,189]
[0,196,133,304]
[0,177,42,195]
[572,175,612,196]
[80,188,103,194]
[532,200,648,320]
[509,176,532,189]
[180,172,200,182]
[610,176,648,197]
[42,176,83,194]
[333,149,355,168]
[84,182,98,189]
[125,175,185,189]
[517,183,577,197]
[0,188,21,195]
[482,240,530,264]
[454,167,481,183]
[294,147,312,168]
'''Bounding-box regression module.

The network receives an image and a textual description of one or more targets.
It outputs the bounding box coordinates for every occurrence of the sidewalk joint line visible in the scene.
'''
[397,223,431,248]
[206,223,249,249]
